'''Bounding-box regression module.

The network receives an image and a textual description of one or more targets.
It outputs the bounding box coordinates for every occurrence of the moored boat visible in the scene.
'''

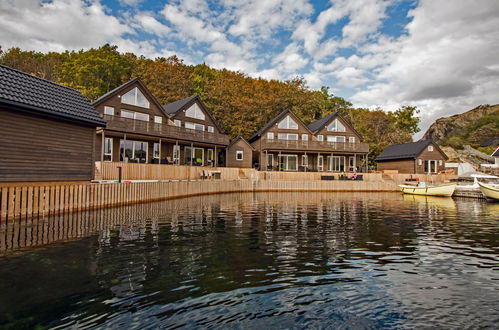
[477,181,499,201]
[398,182,457,197]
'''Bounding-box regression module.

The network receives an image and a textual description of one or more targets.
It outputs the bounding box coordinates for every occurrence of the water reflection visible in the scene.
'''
[0,192,497,329]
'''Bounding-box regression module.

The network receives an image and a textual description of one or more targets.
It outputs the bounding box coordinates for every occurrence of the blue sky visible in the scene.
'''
[1,0,499,137]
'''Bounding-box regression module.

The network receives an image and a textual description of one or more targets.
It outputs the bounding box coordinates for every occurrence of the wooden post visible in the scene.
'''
[159,138,162,164]
[214,146,217,167]
[122,134,127,162]
[101,131,105,162]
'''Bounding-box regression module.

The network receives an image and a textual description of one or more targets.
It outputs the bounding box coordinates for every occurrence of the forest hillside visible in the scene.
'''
[0,44,421,163]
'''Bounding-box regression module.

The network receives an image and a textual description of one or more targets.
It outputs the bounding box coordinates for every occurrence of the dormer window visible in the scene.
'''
[327,119,346,132]
[121,87,150,108]
[278,115,298,129]
[185,103,205,120]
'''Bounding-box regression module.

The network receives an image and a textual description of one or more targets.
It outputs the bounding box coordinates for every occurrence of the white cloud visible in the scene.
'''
[135,13,170,37]
[0,0,132,52]
[350,0,499,138]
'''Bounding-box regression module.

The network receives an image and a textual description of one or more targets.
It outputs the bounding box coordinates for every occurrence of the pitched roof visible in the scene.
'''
[307,112,363,140]
[308,113,337,133]
[248,109,313,143]
[493,147,499,157]
[162,95,197,115]
[162,95,225,133]
[375,140,446,161]
[91,77,168,118]
[228,135,255,150]
[0,64,105,126]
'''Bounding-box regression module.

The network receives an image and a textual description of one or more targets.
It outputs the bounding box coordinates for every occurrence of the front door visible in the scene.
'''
[327,156,345,172]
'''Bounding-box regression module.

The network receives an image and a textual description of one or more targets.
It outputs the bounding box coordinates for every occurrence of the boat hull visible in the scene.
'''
[398,183,457,197]
[477,182,499,201]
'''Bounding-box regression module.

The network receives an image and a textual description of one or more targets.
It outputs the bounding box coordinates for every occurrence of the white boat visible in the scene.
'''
[477,181,499,201]
[398,182,457,197]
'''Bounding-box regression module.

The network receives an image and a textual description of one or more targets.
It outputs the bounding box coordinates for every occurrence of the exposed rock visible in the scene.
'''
[423,104,499,146]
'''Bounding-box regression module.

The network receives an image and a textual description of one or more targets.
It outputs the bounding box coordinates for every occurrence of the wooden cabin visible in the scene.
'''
[0,65,106,183]
[92,78,229,167]
[227,136,254,168]
[375,140,448,174]
[248,109,369,172]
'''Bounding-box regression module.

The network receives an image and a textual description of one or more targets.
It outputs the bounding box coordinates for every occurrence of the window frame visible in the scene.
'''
[236,150,244,161]
[104,106,114,116]
[277,115,298,130]
[154,116,163,124]
[153,142,160,159]
[327,119,346,132]
[103,137,113,162]
[185,103,206,120]
[174,119,181,127]
[267,132,274,140]
[121,87,150,108]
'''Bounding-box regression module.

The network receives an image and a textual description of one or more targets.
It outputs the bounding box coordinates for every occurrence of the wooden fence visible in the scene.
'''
[96,162,456,183]
[0,179,401,222]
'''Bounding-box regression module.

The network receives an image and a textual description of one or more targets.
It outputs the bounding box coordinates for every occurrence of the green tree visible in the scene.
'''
[392,105,420,134]
[59,44,133,100]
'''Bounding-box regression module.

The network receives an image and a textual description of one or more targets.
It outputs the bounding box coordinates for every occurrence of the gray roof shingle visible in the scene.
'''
[0,65,105,126]
[375,140,435,161]
[163,95,197,115]
[307,113,337,133]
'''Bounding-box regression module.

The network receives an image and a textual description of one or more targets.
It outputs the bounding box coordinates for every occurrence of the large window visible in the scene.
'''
[121,87,150,108]
[327,136,345,142]
[103,137,112,161]
[278,133,298,140]
[267,154,274,170]
[173,145,180,164]
[153,143,160,159]
[277,116,298,129]
[185,103,205,120]
[327,119,346,132]
[120,109,149,122]
[207,149,214,166]
[185,122,205,131]
[278,154,298,171]
[120,140,148,163]
[185,147,204,166]
[425,160,437,173]
[327,156,345,172]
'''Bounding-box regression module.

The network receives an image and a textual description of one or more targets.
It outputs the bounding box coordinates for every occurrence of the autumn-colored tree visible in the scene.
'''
[58,44,134,100]
[0,44,422,161]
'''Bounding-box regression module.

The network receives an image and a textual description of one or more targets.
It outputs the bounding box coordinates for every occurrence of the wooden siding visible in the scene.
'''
[377,159,415,173]
[377,142,447,174]
[227,139,253,168]
[0,109,96,182]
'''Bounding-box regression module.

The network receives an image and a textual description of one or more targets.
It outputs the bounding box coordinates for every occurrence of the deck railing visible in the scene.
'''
[103,115,230,145]
[260,138,369,153]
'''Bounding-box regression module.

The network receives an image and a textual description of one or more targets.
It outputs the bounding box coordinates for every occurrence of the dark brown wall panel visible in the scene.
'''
[0,108,95,182]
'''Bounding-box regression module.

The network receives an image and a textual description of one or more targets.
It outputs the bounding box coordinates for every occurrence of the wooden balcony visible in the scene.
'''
[103,114,230,146]
[260,138,369,153]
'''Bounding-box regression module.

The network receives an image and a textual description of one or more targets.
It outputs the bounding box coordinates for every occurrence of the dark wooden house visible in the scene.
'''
[375,140,448,174]
[92,78,229,166]
[0,65,106,183]
[227,136,254,168]
[248,109,369,172]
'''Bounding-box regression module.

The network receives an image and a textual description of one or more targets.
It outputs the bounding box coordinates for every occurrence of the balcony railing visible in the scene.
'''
[103,115,230,145]
[260,138,369,153]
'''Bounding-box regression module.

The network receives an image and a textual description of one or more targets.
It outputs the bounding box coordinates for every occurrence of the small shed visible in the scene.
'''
[0,65,106,182]
[227,136,254,168]
[375,140,448,174]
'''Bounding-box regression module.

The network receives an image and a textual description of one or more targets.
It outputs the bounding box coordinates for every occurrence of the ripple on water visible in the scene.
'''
[0,192,498,329]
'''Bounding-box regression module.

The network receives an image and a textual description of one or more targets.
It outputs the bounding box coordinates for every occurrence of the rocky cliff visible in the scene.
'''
[423,104,499,147]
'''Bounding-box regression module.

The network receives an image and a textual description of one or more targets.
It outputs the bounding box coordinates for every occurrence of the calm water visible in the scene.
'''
[0,192,498,329]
